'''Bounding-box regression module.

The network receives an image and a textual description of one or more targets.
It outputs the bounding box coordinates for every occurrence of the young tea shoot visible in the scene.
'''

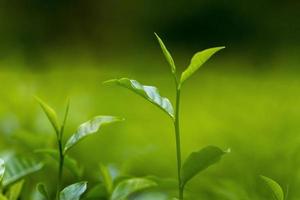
[36,97,123,200]
[105,33,228,199]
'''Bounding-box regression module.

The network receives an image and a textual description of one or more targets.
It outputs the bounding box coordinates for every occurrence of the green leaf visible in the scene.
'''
[154,33,176,75]
[37,183,50,200]
[64,116,123,153]
[6,180,24,200]
[104,78,174,118]
[180,47,225,84]
[35,149,83,178]
[60,181,87,200]
[0,159,5,183]
[84,183,108,199]
[111,178,157,200]
[181,146,228,188]
[99,164,113,194]
[260,175,284,200]
[36,97,61,135]
[3,157,43,187]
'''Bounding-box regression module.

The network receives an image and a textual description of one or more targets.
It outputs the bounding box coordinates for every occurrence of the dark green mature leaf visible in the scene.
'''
[154,33,176,75]
[104,78,174,118]
[64,116,123,153]
[111,178,157,200]
[260,175,284,200]
[35,149,83,178]
[36,97,61,135]
[0,159,5,183]
[60,181,87,200]
[181,146,228,187]
[3,157,43,187]
[6,180,24,200]
[37,183,50,200]
[180,47,225,84]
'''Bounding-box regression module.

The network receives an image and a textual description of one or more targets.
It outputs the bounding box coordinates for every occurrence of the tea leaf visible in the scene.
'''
[37,183,50,200]
[36,97,61,135]
[260,175,284,200]
[3,157,43,187]
[181,146,228,187]
[64,116,123,153]
[6,180,24,200]
[104,78,174,118]
[60,181,87,200]
[180,47,225,84]
[111,178,157,200]
[154,33,176,75]
[99,164,113,194]
[35,149,83,178]
[0,159,5,183]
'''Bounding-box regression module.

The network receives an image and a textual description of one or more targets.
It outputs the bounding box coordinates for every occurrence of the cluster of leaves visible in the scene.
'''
[0,157,43,200]
[0,33,288,200]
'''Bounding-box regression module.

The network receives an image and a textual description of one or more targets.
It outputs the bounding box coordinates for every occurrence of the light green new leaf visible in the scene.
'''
[99,164,113,194]
[64,116,123,153]
[104,78,174,118]
[3,157,43,187]
[60,181,87,200]
[0,159,5,183]
[154,33,176,75]
[111,178,157,200]
[260,175,284,200]
[6,180,24,200]
[37,183,50,200]
[180,47,225,84]
[35,149,83,178]
[181,146,228,187]
[36,97,61,135]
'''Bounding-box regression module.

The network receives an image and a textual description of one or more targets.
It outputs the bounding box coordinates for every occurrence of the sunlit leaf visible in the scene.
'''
[3,157,43,187]
[104,78,174,118]
[154,33,176,75]
[181,146,228,187]
[99,164,113,194]
[0,159,5,183]
[35,149,83,178]
[36,97,61,135]
[60,181,87,200]
[64,116,123,153]
[37,183,50,200]
[111,178,157,200]
[6,180,24,200]
[180,47,225,84]
[260,175,284,200]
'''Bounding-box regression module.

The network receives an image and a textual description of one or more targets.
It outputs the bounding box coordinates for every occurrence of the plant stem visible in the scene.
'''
[174,85,183,199]
[56,136,64,199]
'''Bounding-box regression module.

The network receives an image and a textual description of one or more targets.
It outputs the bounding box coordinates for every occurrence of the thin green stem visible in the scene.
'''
[174,84,183,199]
[56,137,64,200]
[56,100,69,200]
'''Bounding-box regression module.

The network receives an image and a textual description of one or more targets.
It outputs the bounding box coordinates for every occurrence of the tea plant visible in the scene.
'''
[0,157,43,200]
[105,33,228,199]
[84,164,157,200]
[36,97,123,200]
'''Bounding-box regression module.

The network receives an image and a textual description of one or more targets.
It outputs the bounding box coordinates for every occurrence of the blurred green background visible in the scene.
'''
[1,0,300,199]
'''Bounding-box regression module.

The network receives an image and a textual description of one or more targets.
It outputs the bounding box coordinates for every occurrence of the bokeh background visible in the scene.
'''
[1,0,300,199]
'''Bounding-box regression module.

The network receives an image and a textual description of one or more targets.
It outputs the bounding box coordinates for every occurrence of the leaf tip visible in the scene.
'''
[103,79,118,85]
